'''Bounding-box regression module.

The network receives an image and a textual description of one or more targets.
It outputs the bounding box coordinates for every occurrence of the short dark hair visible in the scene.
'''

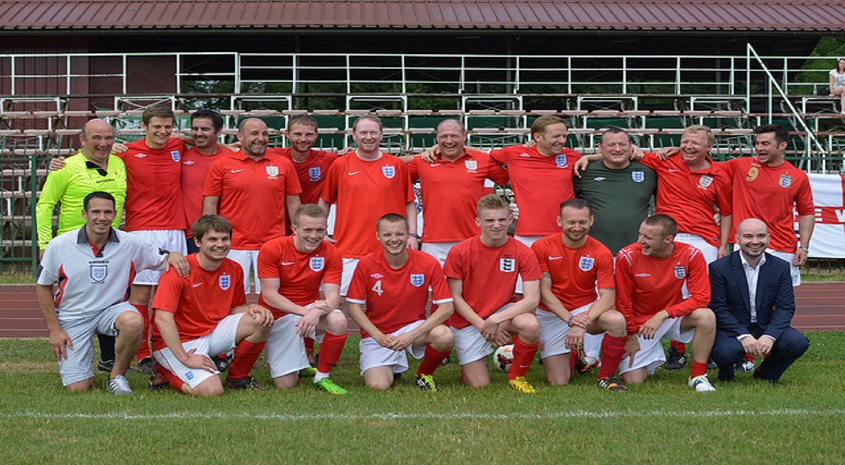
[142,105,174,126]
[644,214,678,237]
[353,115,383,131]
[288,114,319,130]
[599,127,630,144]
[376,213,408,231]
[83,191,115,211]
[191,109,224,132]
[753,124,790,146]
[560,198,591,216]
[191,215,232,241]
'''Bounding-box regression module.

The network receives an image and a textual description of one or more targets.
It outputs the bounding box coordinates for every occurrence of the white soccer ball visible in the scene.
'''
[493,344,514,372]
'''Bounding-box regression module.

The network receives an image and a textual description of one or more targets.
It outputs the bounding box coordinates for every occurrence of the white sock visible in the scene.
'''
[314,371,330,383]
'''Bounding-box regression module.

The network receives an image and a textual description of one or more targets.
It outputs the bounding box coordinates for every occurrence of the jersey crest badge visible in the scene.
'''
[170,150,181,162]
[746,167,758,182]
[779,174,793,188]
[555,154,569,169]
[465,160,477,172]
[266,165,279,178]
[382,166,395,179]
[309,257,324,272]
[219,274,231,290]
[185,371,195,381]
[308,167,322,182]
[699,175,713,188]
[410,273,425,287]
[632,171,645,183]
[89,264,107,283]
[673,265,686,280]
[579,257,595,271]
[499,258,516,273]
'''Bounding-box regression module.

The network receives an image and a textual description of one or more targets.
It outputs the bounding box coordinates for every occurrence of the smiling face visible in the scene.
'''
[196,228,231,263]
[80,120,115,165]
[753,131,786,166]
[679,129,712,167]
[286,122,318,155]
[533,122,568,157]
[191,117,221,151]
[82,197,116,238]
[238,118,269,158]
[598,131,632,169]
[558,205,593,246]
[736,218,769,262]
[142,116,174,149]
[353,118,383,155]
[377,218,409,257]
[292,213,328,254]
[436,120,466,160]
[638,222,673,258]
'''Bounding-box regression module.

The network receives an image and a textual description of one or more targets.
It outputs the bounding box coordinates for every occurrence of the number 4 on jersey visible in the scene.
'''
[372,280,384,296]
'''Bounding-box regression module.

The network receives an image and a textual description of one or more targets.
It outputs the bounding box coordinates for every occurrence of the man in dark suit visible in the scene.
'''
[708,218,809,383]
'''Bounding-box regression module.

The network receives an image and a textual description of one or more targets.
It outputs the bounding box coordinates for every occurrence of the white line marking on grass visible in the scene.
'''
[4,409,845,421]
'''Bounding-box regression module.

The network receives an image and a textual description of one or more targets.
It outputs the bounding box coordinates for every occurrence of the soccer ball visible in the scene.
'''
[493,344,514,372]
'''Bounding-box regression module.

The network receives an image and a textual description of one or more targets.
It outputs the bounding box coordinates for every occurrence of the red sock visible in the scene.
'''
[416,345,451,377]
[304,337,315,356]
[228,340,265,380]
[155,363,185,393]
[134,304,150,361]
[597,334,627,379]
[690,360,708,378]
[316,332,347,374]
[670,340,686,354]
[508,334,538,380]
[745,353,755,362]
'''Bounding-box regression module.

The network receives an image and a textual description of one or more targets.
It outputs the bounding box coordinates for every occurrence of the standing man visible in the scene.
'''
[445,194,542,394]
[121,105,189,373]
[320,116,417,296]
[258,204,349,394]
[181,110,234,254]
[639,125,732,370]
[708,218,809,383]
[615,214,717,392]
[151,215,274,396]
[36,192,187,394]
[722,124,814,286]
[407,119,509,265]
[574,128,657,255]
[36,119,128,373]
[269,114,338,207]
[487,115,582,246]
[346,213,454,391]
[531,199,628,391]
[202,117,302,295]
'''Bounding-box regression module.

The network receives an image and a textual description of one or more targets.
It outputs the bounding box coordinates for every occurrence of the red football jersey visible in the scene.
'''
[444,236,542,329]
[532,234,614,311]
[181,146,233,237]
[121,138,187,231]
[257,235,343,319]
[346,249,452,338]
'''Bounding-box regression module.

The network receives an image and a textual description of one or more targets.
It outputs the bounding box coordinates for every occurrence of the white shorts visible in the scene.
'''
[153,313,244,389]
[130,230,188,285]
[451,303,515,365]
[537,302,591,358]
[228,249,260,294]
[675,233,718,265]
[768,249,801,286]
[618,317,694,376]
[513,236,543,294]
[340,257,360,296]
[57,302,138,386]
[265,312,331,378]
[359,320,426,375]
[421,242,458,268]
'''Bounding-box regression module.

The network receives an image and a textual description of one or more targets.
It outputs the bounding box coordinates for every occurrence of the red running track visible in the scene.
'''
[1,283,843,338]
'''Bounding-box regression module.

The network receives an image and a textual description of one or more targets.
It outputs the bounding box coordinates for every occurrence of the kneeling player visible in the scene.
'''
[531,199,628,391]
[346,213,454,391]
[445,194,542,394]
[258,204,349,394]
[615,214,717,392]
[152,215,274,397]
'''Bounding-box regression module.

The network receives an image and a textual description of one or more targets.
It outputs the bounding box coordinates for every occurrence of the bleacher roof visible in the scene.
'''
[1,0,842,33]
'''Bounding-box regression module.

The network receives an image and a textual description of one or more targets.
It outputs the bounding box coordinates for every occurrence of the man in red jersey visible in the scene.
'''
[319,116,417,296]
[181,110,234,254]
[257,204,349,394]
[203,117,302,295]
[721,124,814,286]
[121,105,189,373]
[488,115,582,247]
[151,215,273,396]
[445,194,542,394]
[346,213,454,391]
[615,214,717,392]
[407,119,509,266]
[531,199,628,391]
